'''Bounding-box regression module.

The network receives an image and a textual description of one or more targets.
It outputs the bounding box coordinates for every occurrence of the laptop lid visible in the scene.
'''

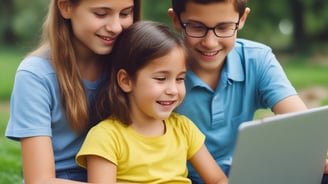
[229,106,328,184]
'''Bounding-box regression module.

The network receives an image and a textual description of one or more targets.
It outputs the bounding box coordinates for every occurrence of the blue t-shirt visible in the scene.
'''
[5,55,104,181]
[175,39,297,183]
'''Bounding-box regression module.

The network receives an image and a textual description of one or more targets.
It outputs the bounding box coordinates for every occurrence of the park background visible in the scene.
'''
[1,0,328,183]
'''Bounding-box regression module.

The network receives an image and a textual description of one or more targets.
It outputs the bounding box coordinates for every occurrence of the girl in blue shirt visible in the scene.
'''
[5,0,141,183]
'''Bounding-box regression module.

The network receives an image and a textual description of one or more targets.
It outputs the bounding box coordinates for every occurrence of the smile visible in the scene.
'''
[98,35,114,41]
[157,101,175,105]
[199,50,220,56]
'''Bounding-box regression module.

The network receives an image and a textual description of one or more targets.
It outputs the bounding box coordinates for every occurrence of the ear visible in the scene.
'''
[117,69,133,93]
[237,7,250,30]
[57,0,72,19]
[168,8,183,32]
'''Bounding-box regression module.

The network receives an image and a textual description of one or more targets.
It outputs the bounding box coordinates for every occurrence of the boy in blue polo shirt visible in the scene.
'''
[167,0,316,183]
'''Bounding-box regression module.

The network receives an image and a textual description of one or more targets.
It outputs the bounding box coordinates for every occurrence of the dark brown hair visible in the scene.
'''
[95,21,187,124]
[172,0,247,19]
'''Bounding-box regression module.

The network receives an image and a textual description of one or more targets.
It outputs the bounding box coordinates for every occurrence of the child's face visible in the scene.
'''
[124,47,187,124]
[58,0,134,56]
[169,1,248,73]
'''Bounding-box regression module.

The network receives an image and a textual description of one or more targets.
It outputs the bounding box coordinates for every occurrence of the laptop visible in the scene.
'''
[229,105,328,184]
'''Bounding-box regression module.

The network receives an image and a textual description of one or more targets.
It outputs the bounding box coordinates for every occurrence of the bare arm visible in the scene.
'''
[272,95,307,114]
[87,155,117,184]
[189,145,228,184]
[21,136,88,184]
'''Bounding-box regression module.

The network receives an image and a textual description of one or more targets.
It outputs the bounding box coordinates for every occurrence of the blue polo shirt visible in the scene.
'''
[175,38,297,183]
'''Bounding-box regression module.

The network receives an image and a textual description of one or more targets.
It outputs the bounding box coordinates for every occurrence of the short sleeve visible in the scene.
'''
[76,120,119,168]
[6,57,54,139]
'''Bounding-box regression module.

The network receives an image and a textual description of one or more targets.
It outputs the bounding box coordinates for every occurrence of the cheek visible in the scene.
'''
[179,84,186,98]
[121,18,134,30]
[183,36,198,47]
[222,37,237,52]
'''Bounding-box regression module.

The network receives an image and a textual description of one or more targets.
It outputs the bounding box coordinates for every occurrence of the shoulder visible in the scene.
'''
[167,113,200,132]
[18,55,55,77]
[233,38,273,58]
[168,112,192,123]
[229,38,277,68]
[235,38,271,50]
[89,118,127,135]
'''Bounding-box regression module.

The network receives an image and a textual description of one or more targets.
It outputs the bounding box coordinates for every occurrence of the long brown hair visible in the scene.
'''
[29,0,141,132]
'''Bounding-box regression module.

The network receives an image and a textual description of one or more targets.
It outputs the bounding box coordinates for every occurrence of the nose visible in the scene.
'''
[165,81,179,95]
[201,30,219,48]
[105,16,123,35]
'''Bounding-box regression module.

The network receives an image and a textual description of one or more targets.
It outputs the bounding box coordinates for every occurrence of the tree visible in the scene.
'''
[0,0,15,45]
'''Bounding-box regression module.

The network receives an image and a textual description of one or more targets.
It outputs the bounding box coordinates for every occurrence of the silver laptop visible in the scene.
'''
[229,105,328,184]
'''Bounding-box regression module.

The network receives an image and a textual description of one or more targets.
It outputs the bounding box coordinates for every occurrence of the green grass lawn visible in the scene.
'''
[0,48,327,183]
[0,48,24,183]
[0,48,25,101]
[0,103,22,183]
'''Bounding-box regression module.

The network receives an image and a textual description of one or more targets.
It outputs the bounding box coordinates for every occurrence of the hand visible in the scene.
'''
[324,159,328,174]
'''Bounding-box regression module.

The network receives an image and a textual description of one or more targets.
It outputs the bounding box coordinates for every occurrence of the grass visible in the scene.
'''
[0,48,327,183]
[0,48,25,183]
[0,102,22,183]
[0,48,25,101]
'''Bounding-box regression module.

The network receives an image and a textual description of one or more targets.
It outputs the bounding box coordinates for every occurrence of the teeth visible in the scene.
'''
[158,101,174,105]
[100,36,112,41]
[202,51,217,56]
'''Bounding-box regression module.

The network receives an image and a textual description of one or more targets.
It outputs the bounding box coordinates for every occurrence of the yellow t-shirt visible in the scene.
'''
[76,112,205,184]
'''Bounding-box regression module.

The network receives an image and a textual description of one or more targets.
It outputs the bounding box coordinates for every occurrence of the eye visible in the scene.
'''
[94,12,107,17]
[153,77,166,81]
[120,8,133,17]
[216,23,235,31]
[187,23,205,31]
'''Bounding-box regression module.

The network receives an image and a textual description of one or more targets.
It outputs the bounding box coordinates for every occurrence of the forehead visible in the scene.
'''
[180,1,239,25]
[142,47,187,71]
[78,0,134,9]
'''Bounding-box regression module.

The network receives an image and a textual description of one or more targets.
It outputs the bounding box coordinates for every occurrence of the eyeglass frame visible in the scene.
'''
[178,18,240,38]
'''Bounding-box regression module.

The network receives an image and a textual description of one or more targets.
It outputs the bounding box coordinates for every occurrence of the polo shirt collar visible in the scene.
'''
[185,69,210,91]
[185,48,245,91]
[226,48,245,82]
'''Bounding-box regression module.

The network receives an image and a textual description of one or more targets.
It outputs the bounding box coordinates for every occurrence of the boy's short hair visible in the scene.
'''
[172,0,247,19]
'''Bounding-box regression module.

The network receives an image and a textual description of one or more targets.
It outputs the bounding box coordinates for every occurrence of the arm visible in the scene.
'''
[189,145,228,184]
[86,155,117,184]
[21,136,87,184]
[272,95,307,114]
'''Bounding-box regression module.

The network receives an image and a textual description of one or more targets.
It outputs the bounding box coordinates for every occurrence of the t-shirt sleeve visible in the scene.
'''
[76,120,119,168]
[179,115,205,160]
[6,58,53,140]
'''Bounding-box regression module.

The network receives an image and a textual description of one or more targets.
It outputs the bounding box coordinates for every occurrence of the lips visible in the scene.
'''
[199,50,220,56]
[157,101,176,105]
[97,35,115,45]
[100,36,113,41]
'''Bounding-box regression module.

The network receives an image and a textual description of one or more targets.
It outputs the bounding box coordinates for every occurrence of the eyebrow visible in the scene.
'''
[90,5,134,12]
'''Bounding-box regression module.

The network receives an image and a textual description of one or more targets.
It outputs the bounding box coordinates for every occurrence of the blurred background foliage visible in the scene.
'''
[0,2,327,183]
[1,0,328,56]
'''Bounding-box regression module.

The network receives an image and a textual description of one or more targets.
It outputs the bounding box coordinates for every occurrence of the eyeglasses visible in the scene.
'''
[180,21,239,38]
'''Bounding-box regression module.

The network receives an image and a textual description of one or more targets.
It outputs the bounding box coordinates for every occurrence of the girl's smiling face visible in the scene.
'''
[59,0,134,56]
[122,46,187,124]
